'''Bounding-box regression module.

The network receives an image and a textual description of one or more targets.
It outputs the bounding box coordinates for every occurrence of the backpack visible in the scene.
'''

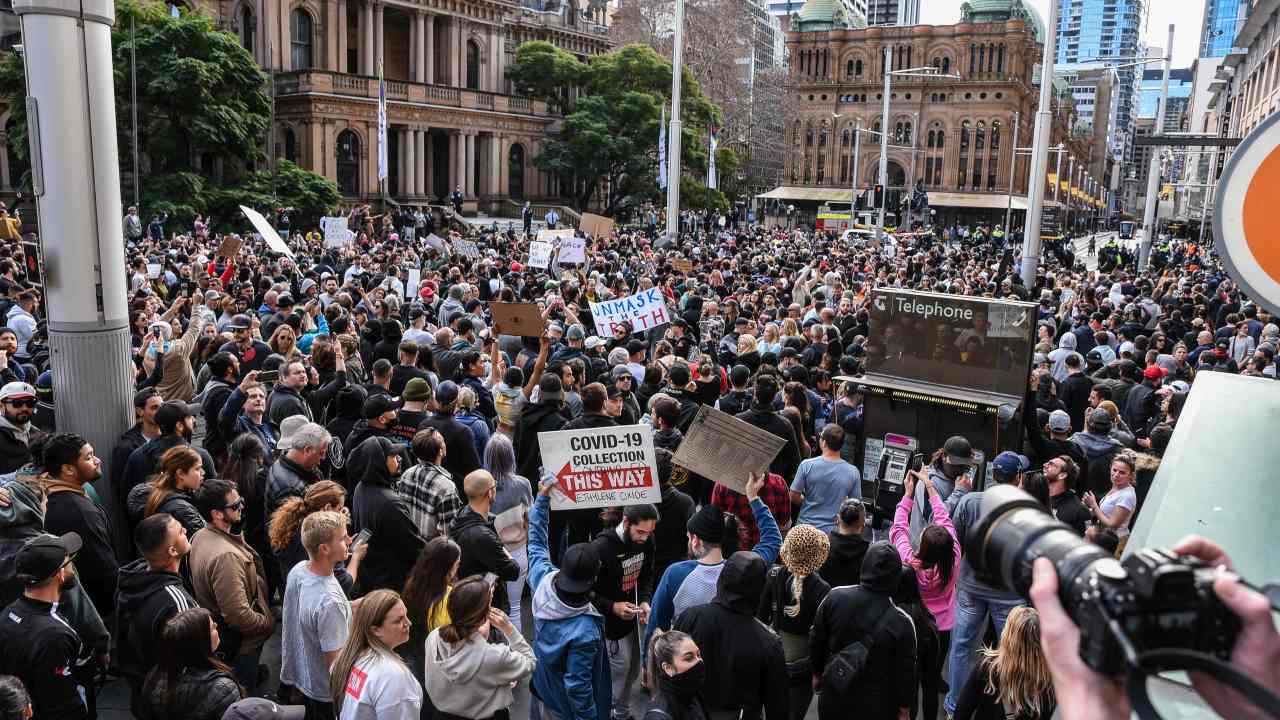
[766,566,813,684]
[823,600,896,696]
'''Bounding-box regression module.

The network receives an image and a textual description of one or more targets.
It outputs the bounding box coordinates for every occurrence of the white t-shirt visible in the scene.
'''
[338,651,422,720]
[1099,485,1137,538]
[281,562,351,702]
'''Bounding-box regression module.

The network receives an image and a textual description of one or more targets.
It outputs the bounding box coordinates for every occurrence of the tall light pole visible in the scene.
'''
[1019,0,1059,288]
[1004,110,1020,231]
[851,119,861,227]
[664,0,686,244]
[904,111,918,229]
[1139,25,1174,271]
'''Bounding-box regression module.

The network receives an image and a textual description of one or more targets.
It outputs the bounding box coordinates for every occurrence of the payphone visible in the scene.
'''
[865,432,916,525]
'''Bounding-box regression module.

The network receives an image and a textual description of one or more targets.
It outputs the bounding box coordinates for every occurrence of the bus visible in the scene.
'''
[1118,221,1135,240]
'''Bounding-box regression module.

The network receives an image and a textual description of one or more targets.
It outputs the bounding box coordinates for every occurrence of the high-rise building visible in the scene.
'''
[769,0,866,31]
[1054,0,1148,188]
[1060,67,1115,185]
[1140,67,1193,132]
[1199,0,1251,58]
[865,0,920,25]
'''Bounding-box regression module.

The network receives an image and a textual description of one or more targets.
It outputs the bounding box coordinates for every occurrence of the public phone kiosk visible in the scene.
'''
[839,289,1037,526]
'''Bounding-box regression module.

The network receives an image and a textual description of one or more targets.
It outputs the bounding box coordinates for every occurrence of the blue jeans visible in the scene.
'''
[943,589,1023,715]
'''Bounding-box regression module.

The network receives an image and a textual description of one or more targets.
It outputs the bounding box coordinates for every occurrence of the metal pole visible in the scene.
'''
[851,119,861,228]
[1066,155,1075,234]
[905,111,918,229]
[1139,24,1174,271]
[878,45,891,239]
[1199,146,1218,247]
[1005,111,1020,230]
[664,0,686,244]
[1018,0,1059,288]
[1053,147,1063,204]
[130,13,139,208]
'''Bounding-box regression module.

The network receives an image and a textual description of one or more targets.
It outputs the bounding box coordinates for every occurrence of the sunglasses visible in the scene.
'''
[222,499,245,511]
[4,398,35,408]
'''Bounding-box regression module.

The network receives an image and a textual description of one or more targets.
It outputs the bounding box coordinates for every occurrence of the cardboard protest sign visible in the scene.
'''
[490,302,547,337]
[671,258,694,275]
[672,405,787,493]
[579,213,615,239]
[538,424,660,510]
[589,287,671,335]
[528,240,554,269]
[216,235,243,258]
[558,236,587,265]
[146,263,162,279]
[239,205,294,258]
[424,234,449,255]
[453,238,481,259]
[537,228,575,243]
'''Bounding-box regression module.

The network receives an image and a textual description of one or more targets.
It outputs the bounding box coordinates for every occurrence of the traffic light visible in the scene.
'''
[873,184,884,208]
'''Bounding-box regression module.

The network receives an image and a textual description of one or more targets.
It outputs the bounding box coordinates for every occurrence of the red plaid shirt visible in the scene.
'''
[710,472,792,549]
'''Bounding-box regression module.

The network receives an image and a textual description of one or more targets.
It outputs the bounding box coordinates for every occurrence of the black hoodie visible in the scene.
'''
[820,530,870,588]
[672,552,787,718]
[450,505,520,613]
[589,525,656,640]
[115,558,197,674]
[350,437,424,594]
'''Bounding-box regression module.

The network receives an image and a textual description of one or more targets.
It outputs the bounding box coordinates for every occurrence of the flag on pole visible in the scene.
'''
[658,105,668,191]
[377,59,388,181]
[707,122,719,189]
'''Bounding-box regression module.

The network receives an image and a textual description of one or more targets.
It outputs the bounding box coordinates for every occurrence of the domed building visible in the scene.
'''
[765,0,1102,232]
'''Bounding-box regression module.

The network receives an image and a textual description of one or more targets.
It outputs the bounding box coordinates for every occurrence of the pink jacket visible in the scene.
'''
[890,493,961,631]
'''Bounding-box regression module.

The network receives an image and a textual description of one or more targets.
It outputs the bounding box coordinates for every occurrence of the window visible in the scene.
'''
[856,59,863,76]
[942,57,950,74]
[960,120,970,149]
[997,44,1005,74]
[283,128,297,163]
[336,130,360,196]
[847,59,854,77]
[990,120,1001,151]
[239,5,255,54]
[842,129,850,147]
[290,9,313,69]
[975,121,985,150]
[957,158,967,188]
[927,130,936,149]
[819,128,827,147]
[924,157,934,186]
[970,44,976,74]
[936,129,944,149]
[817,155,825,183]
[973,159,983,189]
[805,127,813,147]
[466,40,480,90]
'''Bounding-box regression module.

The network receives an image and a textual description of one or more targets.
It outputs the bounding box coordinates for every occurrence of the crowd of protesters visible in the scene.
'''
[0,203,1271,720]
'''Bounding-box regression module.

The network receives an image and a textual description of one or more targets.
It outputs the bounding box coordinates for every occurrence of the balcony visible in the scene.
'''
[273,69,552,118]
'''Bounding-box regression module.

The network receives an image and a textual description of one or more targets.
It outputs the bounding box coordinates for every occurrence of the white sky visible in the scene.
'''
[918,0,1206,68]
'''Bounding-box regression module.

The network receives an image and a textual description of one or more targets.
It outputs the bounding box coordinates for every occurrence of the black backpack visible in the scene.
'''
[823,601,896,696]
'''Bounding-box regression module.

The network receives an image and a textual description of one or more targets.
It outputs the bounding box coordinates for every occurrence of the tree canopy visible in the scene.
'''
[0,0,337,230]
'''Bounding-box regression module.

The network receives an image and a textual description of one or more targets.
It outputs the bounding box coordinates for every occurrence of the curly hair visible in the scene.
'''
[268,480,345,552]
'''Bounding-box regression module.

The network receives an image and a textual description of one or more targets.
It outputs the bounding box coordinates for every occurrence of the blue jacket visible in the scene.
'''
[528,495,611,720]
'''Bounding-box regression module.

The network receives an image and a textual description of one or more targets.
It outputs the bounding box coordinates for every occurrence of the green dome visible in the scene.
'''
[794,0,865,31]
[961,0,1045,42]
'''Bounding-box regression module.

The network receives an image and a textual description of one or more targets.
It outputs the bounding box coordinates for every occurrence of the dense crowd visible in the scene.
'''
[0,204,1272,720]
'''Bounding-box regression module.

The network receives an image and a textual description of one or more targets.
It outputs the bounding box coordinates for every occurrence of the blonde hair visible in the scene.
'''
[1098,400,1121,422]
[781,318,801,338]
[301,510,347,557]
[977,606,1053,717]
[456,386,477,412]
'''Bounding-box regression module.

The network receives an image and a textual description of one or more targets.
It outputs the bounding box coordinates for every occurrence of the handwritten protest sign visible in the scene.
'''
[589,287,671,335]
[537,228,575,243]
[239,205,294,258]
[424,234,449,255]
[146,263,162,279]
[671,258,693,275]
[216,235,243,258]
[558,236,587,265]
[671,405,787,493]
[538,424,660,510]
[406,268,421,298]
[453,238,481,259]
[321,216,355,248]
[491,302,547,337]
[528,240,554,269]
[579,213,615,238]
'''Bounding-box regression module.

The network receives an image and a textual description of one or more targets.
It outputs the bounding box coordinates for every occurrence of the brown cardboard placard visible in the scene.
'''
[671,258,694,275]
[217,235,243,258]
[671,405,786,493]
[491,302,548,338]
[579,213,615,239]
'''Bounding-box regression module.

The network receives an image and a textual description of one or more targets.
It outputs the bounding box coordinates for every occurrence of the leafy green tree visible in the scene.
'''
[506,41,584,113]
[0,0,337,228]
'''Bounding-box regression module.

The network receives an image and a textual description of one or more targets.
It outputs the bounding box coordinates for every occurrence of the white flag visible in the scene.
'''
[377,60,388,181]
[658,106,668,191]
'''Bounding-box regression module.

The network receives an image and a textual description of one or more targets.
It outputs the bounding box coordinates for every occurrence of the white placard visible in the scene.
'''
[239,205,294,258]
[537,424,660,510]
[321,216,355,248]
[589,287,671,335]
[453,238,481,259]
[537,228,576,242]
[146,263,162,279]
[558,236,587,264]
[425,233,449,255]
[406,268,422,298]
[528,240,553,269]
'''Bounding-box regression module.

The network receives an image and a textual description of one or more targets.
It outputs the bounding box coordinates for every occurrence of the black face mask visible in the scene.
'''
[661,660,705,697]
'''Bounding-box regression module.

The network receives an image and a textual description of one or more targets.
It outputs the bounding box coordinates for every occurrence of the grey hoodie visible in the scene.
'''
[532,568,603,623]
[423,626,535,718]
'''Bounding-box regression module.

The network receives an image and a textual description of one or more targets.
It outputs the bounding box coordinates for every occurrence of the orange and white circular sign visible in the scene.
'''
[1216,112,1280,313]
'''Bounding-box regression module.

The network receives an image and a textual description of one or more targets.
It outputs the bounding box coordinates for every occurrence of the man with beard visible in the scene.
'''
[0,381,40,473]
[41,433,118,615]
[589,504,658,720]
[121,400,216,516]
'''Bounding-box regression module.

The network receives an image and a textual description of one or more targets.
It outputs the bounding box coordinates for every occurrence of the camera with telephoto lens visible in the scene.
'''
[967,485,1241,675]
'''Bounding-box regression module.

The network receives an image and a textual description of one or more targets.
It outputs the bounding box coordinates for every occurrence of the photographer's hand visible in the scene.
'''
[1029,558,1131,720]
[1174,535,1280,720]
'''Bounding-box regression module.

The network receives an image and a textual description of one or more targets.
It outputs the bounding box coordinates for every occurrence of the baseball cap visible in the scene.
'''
[16,532,81,584]
[584,336,604,351]
[992,451,1030,477]
[566,324,586,341]
[1047,409,1071,433]
[0,382,36,402]
[154,400,200,432]
[942,436,976,466]
[605,383,623,400]
[435,381,460,407]
[221,698,306,720]
[1142,364,1167,380]
[403,378,432,402]
[1086,407,1114,432]
[228,314,252,330]
[555,542,601,594]
[362,394,401,420]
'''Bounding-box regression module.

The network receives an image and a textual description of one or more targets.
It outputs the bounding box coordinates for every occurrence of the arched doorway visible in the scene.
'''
[466,40,480,90]
[886,161,906,188]
[283,128,298,163]
[508,143,525,199]
[336,130,360,196]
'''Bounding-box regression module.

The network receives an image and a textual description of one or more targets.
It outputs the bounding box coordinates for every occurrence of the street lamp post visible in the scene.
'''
[852,118,861,229]
[664,0,686,244]
[1005,111,1020,231]
[905,111,918,229]
[1139,24,1175,271]
[1018,0,1060,288]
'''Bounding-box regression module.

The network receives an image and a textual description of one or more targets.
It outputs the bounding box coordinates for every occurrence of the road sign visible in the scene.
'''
[1215,110,1280,315]
[537,424,660,510]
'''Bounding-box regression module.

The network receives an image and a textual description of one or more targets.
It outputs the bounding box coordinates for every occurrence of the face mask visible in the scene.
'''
[229,519,245,535]
[663,659,705,695]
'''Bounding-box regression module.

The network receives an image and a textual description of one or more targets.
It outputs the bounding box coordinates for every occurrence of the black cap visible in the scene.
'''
[16,532,81,584]
[605,383,623,400]
[228,314,252,330]
[686,504,726,542]
[155,400,199,433]
[554,542,600,594]
[362,394,401,419]
[942,435,976,466]
[435,380,460,407]
[277,294,295,308]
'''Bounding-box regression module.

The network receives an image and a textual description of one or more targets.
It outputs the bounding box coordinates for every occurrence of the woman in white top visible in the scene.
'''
[424,576,536,720]
[331,589,422,720]
[1083,452,1138,551]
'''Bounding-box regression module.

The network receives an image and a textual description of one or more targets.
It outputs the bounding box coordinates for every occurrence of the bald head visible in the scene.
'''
[463,469,497,502]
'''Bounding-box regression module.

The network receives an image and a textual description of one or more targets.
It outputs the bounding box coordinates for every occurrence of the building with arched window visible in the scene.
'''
[765,0,1101,229]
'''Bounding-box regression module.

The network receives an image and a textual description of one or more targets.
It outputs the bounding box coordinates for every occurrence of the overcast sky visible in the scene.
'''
[918,0,1206,68]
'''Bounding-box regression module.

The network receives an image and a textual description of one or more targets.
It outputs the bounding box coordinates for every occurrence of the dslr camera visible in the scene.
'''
[967,485,1240,675]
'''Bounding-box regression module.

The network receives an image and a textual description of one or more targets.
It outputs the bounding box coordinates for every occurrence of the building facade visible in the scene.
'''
[0,0,612,207]
[1061,66,1115,188]
[773,0,1101,229]
[1200,0,1251,58]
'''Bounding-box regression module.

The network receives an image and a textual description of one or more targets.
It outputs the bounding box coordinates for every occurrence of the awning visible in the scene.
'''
[755,186,854,202]
[926,192,1054,211]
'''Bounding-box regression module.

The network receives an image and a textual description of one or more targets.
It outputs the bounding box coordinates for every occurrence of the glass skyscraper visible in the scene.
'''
[1054,0,1147,166]
[1199,0,1250,58]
